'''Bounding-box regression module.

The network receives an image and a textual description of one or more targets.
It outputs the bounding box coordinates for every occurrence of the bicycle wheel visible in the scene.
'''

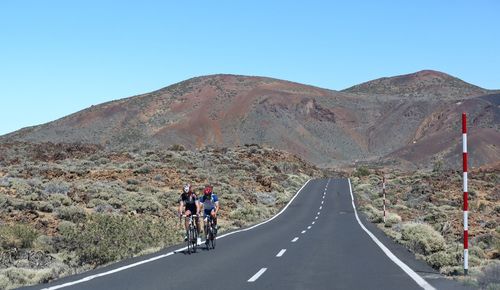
[186,229,192,254]
[210,225,216,249]
[190,227,197,253]
[205,224,211,251]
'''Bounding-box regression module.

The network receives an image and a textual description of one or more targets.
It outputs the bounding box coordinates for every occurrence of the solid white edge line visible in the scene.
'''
[248,268,267,282]
[42,179,313,290]
[347,179,435,290]
[276,249,286,257]
[291,237,299,242]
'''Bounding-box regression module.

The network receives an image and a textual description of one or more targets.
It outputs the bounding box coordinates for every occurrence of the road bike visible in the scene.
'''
[182,214,199,254]
[204,215,217,250]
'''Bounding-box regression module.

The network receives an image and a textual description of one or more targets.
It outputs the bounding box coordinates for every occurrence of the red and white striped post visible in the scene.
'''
[382,176,386,223]
[462,112,469,275]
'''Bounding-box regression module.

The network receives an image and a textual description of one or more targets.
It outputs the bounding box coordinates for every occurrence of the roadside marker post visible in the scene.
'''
[462,113,469,276]
[383,176,386,223]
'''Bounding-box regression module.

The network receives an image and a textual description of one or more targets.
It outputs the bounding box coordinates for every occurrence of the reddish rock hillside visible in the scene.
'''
[2,72,498,168]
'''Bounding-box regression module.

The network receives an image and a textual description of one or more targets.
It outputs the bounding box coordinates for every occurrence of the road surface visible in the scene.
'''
[23,178,472,290]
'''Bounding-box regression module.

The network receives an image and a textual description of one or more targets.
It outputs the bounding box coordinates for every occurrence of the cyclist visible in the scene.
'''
[178,184,201,245]
[200,185,219,245]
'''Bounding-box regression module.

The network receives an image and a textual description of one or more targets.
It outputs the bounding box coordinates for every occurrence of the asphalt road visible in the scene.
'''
[24,178,473,290]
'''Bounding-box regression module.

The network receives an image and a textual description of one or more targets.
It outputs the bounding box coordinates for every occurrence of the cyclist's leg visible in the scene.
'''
[184,210,191,232]
[195,216,201,235]
[211,209,217,226]
[203,209,211,240]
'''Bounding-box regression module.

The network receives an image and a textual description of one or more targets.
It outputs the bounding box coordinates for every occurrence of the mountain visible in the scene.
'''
[2,71,499,168]
[343,70,489,100]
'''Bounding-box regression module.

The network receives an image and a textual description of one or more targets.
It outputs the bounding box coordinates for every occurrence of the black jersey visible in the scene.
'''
[180,192,198,213]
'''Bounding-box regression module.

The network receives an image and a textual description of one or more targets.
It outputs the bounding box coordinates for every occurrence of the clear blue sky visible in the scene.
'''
[1,0,499,135]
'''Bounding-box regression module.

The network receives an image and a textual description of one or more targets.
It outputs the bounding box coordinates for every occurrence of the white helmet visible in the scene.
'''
[183,184,191,193]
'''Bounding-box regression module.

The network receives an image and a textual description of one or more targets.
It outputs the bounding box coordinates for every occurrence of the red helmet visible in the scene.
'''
[203,186,212,195]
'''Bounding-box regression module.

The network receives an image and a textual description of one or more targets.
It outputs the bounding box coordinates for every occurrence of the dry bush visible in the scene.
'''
[384,212,402,228]
[0,224,38,250]
[400,223,445,255]
[477,262,500,290]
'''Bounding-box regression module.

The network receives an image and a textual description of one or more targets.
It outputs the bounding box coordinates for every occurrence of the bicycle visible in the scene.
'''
[182,214,199,254]
[204,215,217,250]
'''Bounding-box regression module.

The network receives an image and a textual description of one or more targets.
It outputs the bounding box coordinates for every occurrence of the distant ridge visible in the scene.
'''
[342,70,489,100]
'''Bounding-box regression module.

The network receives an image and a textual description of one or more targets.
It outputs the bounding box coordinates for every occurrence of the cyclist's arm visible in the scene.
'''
[214,201,219,215]
[195,200,201,215]
[178,200,184,217]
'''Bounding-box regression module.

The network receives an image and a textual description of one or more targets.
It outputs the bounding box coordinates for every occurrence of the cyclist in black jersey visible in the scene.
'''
[178,184,201,244]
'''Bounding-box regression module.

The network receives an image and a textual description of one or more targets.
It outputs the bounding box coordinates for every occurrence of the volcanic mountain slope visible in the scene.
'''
[2,71,499,168]
[343,70,490,100]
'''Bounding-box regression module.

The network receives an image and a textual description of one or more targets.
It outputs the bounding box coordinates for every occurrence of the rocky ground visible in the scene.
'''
[351,166,499,289]
[0,141,322,289]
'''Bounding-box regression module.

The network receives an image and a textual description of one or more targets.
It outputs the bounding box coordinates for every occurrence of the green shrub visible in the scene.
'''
[56,206,86,223]
[426,250,460,269]
[361,204,383,223]
[60,213,178,266]
[400,223,445,255]
[0,224,39,250]
[354,166,370,177]
[384,212,402,228]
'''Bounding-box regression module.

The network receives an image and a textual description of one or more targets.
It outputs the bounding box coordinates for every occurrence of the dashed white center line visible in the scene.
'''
[317,211,321,215]
[321,201,324,205]
[315,216,318,220]
[307,226,311,229]
[319,206,322,210]
[312,221,315,224]
[248,268,267,282]
[301,230,306,234]
[291,237,299,242]
[276,249,286,257]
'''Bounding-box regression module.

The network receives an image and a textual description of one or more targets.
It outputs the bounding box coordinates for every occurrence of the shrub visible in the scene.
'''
[169,144,185,151]
[0,224,39,250]
[56,206,86,223]
[60,213,177,266]
[354,166,370,177]
[384,212,402,228]
[361,204,383,223]
[400,223,445,255]
[133,166,151,175]
[426,250,460,269]
[477,262,500,290]
[43,181,70,195]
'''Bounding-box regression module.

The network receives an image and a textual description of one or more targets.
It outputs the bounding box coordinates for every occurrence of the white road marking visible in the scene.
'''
[301,230,306,234]
[322,196,325,199]
[307,226,311,229]
[276,249,286,257]
[319,206,322,210]
[41,180,314,290]
[248,268,267,282]
[291,237,299,242]
[317,211,321,215]
[321,201,324,205]
[348,179,436,290]
[315,216,318,220]
[312,221,315,225]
